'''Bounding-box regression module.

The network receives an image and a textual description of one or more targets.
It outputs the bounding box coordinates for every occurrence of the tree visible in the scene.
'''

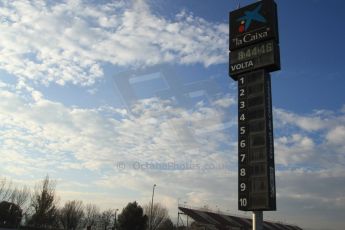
[59,200,84,230]
[157,218,174,230]
[100,209,113,230]
[9,186,30,208]
[83,203,100,229]
[0,178,13,201]
[0,178,30,214]
[9,185,31,216]
[143,203,169,230]
[28,175,59,228]
[0,201,22,227]
[117,201,147,230]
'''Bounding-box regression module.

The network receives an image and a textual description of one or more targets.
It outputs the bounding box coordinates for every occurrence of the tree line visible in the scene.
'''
[0,176,174,230]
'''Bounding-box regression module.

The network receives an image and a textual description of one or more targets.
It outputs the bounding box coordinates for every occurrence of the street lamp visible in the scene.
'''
[113,208,119,230]
[150,184,156,230]
[184,202,189,229]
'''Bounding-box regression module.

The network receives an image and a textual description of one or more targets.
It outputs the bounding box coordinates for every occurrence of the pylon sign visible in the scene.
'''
[229,0,279,211]
[229,0,279,51]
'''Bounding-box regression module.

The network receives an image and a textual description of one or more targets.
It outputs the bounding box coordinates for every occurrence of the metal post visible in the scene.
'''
[150,184,156,230]
[114,209,118,230]
[186,215,189,229]
[252,211,263,230]
[177,212,179,228]
[184,201,188,229]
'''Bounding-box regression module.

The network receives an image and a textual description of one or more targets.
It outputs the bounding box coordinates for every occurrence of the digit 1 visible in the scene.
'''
[239,76,245,85]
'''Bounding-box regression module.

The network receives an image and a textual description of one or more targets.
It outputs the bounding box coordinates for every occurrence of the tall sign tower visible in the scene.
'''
[229,0,280,229]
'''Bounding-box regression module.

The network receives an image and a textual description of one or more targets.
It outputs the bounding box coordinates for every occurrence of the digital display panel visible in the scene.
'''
[229,40,280,79]
[238,70,276,211]
[229,0,279,51]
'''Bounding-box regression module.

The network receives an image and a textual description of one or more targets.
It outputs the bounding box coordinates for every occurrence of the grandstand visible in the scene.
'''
[178,206,303,230]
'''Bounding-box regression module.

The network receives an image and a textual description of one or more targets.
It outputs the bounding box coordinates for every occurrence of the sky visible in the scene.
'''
[0,0,344,229]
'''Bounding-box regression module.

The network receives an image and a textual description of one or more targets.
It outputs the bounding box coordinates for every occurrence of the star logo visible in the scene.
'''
[237,4,267,33]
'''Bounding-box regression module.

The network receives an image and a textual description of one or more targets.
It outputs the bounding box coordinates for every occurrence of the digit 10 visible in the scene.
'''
[239,198,247,207]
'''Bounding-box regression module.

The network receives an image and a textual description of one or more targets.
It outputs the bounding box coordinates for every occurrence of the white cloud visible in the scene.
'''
[274,108,326,131]
[268,167,345,230]
[0,0,228,86]
[275,134,315,165]
[274,107,345,169]
[0,79,234,174]
[276,168,345,214]
[0,79,238,216]
[1,81,345,229]
[326,126,345,145]
[212,95,236,108]
[1,85,345,230]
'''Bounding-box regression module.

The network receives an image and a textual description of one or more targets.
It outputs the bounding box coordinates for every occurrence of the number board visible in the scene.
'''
[238,70,276,211]
[229,40,280,80]
[229,0,279,51]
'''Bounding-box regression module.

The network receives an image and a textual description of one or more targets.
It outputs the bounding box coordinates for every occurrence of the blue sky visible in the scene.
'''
[0,0,344,229]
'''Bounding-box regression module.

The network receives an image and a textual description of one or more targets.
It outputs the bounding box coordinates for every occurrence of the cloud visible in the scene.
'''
[274,108,345,168]
[277,169,345,203]
[212,95,236,108]
[0,78,238,214]
[274,108,326,131]
[1,79,345,229]
[275,134,315,165]
[273,168,345,230]
[0,1,344,228]
[0,0,228,86]
[263,107,345,229]
[0,78,234,175]
[326,126,345,146]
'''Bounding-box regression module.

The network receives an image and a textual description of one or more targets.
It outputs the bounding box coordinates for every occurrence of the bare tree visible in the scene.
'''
[157,218,174,230]
[0,178,30,207]
[59,200,84,230]
[9,186,30,210]
[143,203,169,230]
[8,185,31,226]
[83,203,100,229]
[28,175,59,228]
[0,177,13,201]
[100,209,113,230]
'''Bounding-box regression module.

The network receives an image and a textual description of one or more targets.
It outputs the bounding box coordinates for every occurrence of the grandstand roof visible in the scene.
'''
[178,206,303,230]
